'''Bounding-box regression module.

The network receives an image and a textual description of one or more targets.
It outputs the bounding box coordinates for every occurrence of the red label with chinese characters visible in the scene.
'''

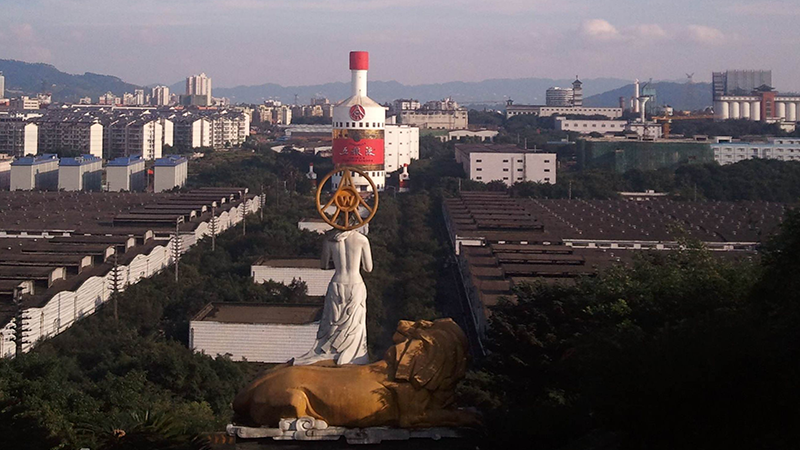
[333,137,384,167]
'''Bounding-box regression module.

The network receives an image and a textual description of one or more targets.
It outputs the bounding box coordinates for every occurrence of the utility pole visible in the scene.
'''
[173,216,184,283]
[111,252,121,324]
[242,199,247,236]
[260,184,265,221]
[13,286,26,358]
[211,204,217,251]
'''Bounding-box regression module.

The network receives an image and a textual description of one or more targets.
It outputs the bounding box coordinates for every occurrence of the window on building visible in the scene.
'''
[503,177,509,180]
[503,168,509,172]
[544,160,550,163]
[476,176,482,180]
[544,169,551,172]
[517,168,523,171]
[544,177,550,182]
[476,159,482,162]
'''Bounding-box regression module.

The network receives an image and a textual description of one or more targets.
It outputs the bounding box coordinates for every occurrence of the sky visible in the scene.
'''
[1,0,799,90]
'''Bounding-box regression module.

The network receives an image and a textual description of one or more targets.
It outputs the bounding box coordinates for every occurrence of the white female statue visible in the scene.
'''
[294,226,372,365]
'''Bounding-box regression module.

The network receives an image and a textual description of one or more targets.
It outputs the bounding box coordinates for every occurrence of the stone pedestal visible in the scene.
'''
[227,417,467,445]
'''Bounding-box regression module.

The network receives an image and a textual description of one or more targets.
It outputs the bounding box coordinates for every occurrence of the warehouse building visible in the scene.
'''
[58,155,103,192]
[0,187,262,357]
[154,155,188,193]
[443,191,786,347]
[555,117,627,134]
[10,154,59,191]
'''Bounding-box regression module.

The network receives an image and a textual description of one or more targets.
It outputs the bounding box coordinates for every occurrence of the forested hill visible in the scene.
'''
[584,81,712,111]
[0,59,141,102]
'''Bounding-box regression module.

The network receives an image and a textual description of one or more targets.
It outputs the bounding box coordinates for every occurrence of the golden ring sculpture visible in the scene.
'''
[315,166,379,231]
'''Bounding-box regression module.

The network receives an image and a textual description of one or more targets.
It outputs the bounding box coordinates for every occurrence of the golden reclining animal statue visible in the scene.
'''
[233,318,478,428]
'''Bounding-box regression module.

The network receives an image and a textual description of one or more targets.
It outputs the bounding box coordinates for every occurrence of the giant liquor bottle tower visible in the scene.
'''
[331,51,386,192]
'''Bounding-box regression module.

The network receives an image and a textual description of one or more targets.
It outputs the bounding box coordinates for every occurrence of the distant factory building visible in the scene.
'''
[712,70,800,122]
[0,115,38,157]
[555,117,627,134]
[505,78,625,119]
[58,155,103,192]
[154,155,187,193]
[438,129,499,143]
[106,155,146,192]
[455,144,556,186]
[190,303,322,364]
[10,154,59,191]
[577,137,714,173]
[396,98,468,130]
[712,137,800,165]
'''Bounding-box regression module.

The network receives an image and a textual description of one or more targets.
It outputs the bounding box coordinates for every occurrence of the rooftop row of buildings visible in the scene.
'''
[443,191,785,345]
[0,106,250,159]
[1,153,188,192]
[0,188,261,358]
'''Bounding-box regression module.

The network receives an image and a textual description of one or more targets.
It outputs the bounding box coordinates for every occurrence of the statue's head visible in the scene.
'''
[385,319,469,392]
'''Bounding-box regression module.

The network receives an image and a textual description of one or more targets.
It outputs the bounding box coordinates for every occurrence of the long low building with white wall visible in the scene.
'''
[0,188,262,358]
[189,303,322,363]
[712,137,800,165]
[555,117,627,134]
[251,259,333,296]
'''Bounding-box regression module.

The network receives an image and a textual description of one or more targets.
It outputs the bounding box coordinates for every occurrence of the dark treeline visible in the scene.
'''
[463,212,800,449]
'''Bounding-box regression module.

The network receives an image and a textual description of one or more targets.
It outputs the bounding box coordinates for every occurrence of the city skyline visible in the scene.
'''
[0,0,799,91]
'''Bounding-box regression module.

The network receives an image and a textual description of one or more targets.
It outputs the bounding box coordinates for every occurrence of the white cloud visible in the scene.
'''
[580,19,621,41]
[687,25,725,45]
[633,24,668,39]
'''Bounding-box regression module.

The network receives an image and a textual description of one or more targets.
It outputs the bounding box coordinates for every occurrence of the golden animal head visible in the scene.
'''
[385,319,469,392]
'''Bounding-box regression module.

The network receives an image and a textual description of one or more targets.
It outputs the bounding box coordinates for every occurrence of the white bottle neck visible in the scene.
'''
[352,70,367,97]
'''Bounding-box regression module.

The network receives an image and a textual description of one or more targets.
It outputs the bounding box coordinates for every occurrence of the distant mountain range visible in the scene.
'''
[0,59,141,102]
[167,77,632,106]
[0,58,713,110]
[584,81,713,111]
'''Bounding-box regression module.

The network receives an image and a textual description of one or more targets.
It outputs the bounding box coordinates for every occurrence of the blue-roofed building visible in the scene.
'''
[106,154,146,192]
[58,155,102,191]
[10,154,59,190]
[154,155,187,192]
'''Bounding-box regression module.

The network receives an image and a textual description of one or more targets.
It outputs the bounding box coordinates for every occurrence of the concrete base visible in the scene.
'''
[227,417,467,444]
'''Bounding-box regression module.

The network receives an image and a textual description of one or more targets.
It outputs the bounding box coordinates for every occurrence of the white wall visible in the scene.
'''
[252,265,333,296]
[190,321,318,363]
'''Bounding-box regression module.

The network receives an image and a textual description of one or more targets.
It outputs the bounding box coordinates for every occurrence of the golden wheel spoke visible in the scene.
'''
[316,166,379,231]
[358,196,374,215]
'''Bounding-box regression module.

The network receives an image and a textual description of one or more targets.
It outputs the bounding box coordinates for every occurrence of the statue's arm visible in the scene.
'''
[321,240,332,269]
[361,237,373,273]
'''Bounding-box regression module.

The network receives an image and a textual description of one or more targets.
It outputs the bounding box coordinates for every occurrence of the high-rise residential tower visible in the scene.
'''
[186,73,212,105]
